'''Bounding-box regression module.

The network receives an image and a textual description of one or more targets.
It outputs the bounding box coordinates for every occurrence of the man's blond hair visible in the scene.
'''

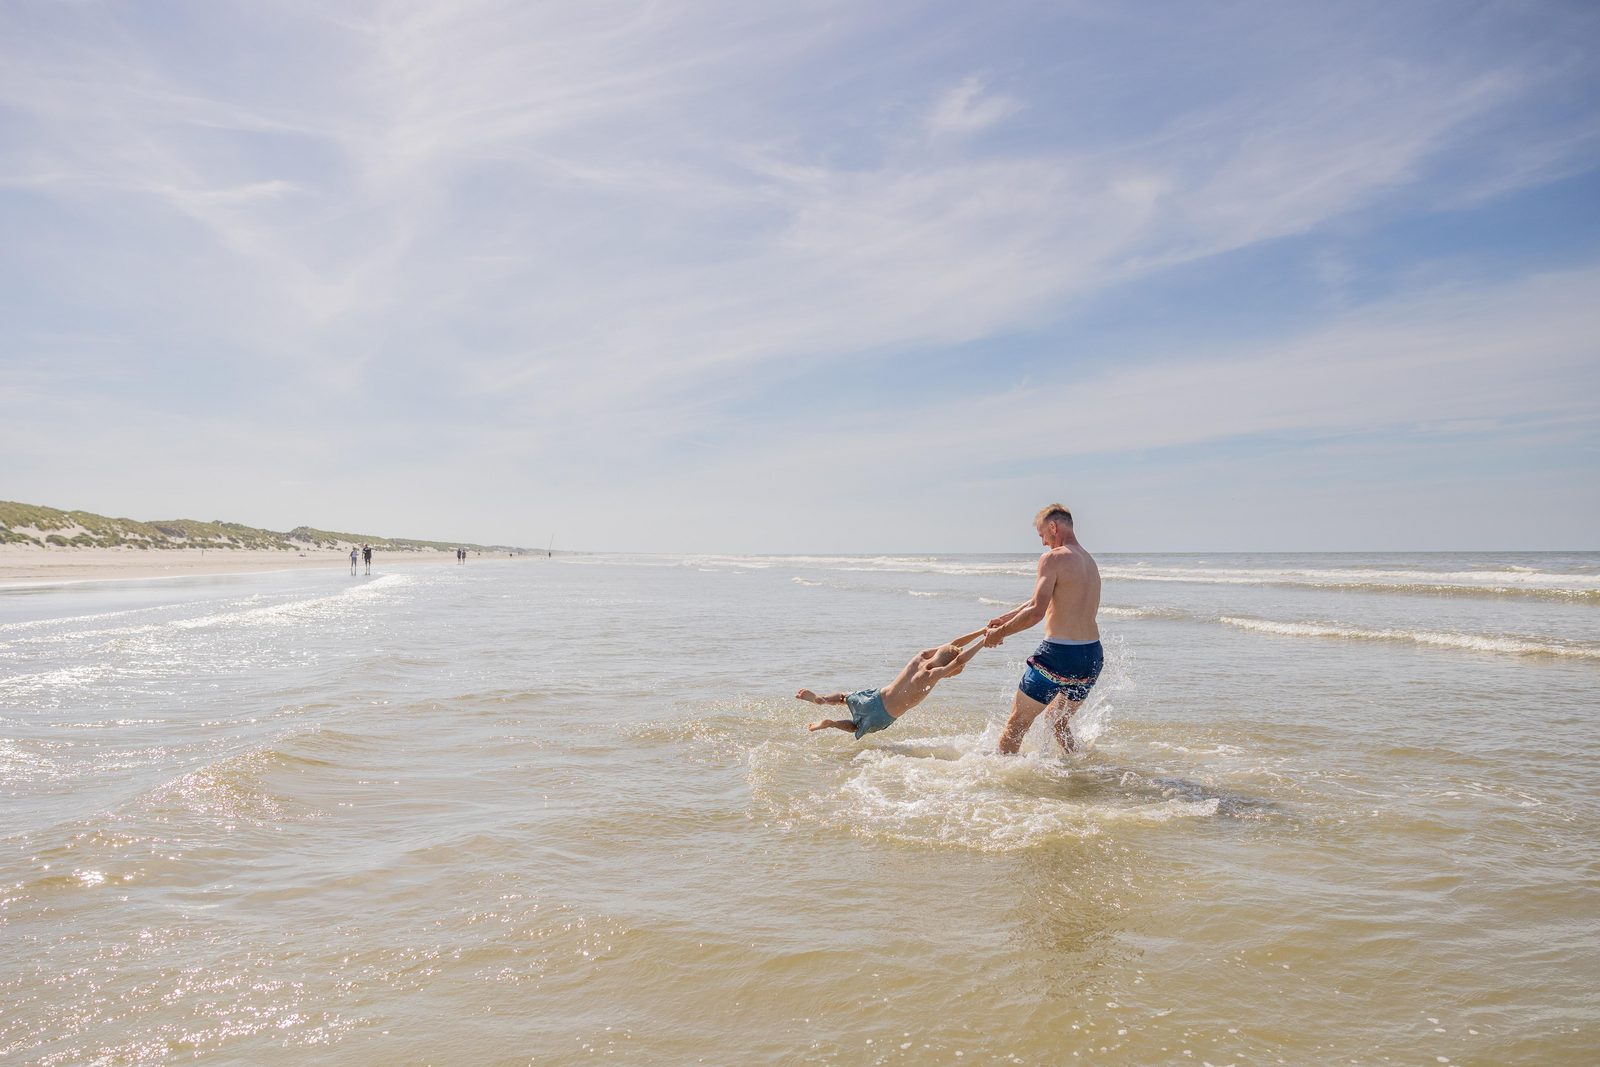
[1034,503,1073,529]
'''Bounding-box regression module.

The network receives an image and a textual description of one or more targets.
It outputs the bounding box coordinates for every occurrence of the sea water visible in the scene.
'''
[2,552,1596,1064]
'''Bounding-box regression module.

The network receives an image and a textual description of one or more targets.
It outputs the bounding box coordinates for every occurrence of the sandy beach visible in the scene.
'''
[0,545,486,585]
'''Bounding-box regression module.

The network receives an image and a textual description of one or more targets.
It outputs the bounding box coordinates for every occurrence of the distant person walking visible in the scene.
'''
[983,504,1103,754]
[362,544,372,575]
[349,547,358,576]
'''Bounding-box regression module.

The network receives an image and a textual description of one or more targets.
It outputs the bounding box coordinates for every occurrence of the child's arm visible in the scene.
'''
[918,629,985,662]
[948,626,987,648]
[921,637,987,683]
[945,636,987,676]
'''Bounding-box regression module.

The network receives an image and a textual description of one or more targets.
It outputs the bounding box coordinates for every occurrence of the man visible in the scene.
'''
[984,504,1103,754]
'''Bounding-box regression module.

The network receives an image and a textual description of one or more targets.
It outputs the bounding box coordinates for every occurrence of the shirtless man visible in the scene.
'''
[984,504,1102,754]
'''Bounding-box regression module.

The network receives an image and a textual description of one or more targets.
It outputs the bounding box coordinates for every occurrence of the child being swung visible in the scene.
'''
[797,627,987,739]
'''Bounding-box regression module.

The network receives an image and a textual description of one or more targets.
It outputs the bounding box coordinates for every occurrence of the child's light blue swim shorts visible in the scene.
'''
[845,688,894,739]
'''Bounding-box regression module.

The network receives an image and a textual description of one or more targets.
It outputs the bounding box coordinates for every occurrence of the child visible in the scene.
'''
[797,627,987,739]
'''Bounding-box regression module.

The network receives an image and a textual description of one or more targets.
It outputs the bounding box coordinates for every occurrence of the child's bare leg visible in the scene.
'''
[796,689,847,705]
[807,717,855,733]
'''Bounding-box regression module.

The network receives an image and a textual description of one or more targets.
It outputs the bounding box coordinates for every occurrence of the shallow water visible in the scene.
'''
[2,553,1597,1063]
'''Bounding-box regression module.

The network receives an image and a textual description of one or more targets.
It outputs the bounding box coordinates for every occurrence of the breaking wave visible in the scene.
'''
[1102,565,1600,601]
[1220,616,1600,660]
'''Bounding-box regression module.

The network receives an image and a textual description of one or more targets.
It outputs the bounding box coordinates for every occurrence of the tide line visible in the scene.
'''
[1220,616,1600,660]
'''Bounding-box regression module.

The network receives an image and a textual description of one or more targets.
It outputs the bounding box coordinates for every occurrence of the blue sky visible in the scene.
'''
[2,0,1597,552]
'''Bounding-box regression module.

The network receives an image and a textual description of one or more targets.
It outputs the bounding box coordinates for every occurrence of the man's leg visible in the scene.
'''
[1049,696,1082,753]
[997,689,1049,754]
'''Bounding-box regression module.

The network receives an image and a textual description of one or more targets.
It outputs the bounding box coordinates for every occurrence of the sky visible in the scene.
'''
[2,0,1597,553]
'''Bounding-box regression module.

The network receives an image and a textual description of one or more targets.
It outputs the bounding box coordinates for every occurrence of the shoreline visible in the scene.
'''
[0,545,511,587]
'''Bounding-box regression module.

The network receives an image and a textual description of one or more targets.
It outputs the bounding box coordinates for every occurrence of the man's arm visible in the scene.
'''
[987,605,1025,628]
[984,560,1058,646]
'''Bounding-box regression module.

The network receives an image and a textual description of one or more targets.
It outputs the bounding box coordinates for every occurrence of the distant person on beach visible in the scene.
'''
[798,627,988,739]
[983,504,1103,754]
[362,544,372,575]
[349,547,358,575]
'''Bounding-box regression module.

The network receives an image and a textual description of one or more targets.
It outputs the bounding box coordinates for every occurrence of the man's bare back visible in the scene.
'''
[1039,543,1101,642]
[984,520,1100,647]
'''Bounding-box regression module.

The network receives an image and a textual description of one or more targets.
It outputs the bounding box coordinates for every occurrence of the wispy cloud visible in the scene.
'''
[628,265,1600,489]
[1,0,1596,548]
[926,76,1021,137]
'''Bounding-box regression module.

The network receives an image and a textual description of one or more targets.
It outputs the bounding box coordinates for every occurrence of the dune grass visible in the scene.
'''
[0,500,531,554]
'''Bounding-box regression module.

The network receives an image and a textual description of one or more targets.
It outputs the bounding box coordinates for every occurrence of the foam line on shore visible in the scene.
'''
[1103,565,1600,601]
[1220,616,1600,659]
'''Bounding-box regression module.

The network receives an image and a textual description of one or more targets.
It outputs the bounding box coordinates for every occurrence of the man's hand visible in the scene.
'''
[983,624,1006,648]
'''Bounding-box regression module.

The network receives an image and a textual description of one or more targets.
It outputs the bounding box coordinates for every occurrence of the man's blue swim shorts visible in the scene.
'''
[845,688,895,739]
[1018,638,1104,706]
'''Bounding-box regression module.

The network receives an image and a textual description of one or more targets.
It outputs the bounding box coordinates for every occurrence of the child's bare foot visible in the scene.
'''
[808,718,853,733]
[796,688,822,704]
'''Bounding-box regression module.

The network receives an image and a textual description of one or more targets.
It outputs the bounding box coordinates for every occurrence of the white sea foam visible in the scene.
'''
[0,664,105,695]
[1220,616,1600,659]
[1099,605,1192,621]
[742,634,1144,852]
[8,620,171,647]
[586,552,1035,578]
[0,604,175,635]
[171,573,410,630]
[571,551,1600,599]
[750,734,1222,853]
[1103,564,1600,599]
